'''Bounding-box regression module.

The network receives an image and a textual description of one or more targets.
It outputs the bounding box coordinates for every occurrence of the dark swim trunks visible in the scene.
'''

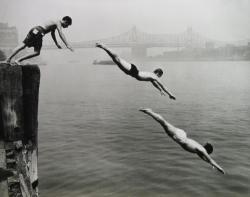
[23,26,45,51]
[128,64,139,78]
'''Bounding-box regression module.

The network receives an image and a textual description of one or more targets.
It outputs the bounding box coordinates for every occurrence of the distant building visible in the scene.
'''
[205,42,215,49]
[0,23,18,50]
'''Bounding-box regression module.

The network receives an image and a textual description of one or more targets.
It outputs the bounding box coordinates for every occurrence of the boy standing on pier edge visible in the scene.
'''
[6,16,74,65]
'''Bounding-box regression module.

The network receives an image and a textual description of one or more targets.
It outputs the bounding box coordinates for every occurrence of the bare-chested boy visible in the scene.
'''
[140,108,225,174]
[6,16,74,65]
[96,43,176,100]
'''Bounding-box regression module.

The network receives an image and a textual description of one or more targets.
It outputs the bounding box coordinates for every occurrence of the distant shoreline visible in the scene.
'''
[93,60,115,65]
[147,57,250,62]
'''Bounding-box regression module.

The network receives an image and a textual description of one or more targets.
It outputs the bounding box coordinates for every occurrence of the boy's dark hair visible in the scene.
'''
[153,68,163,77]
[62,16,72,25]
[204,143,213,154]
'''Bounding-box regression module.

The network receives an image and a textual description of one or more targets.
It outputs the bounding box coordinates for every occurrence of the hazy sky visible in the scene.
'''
[0,0,249,42]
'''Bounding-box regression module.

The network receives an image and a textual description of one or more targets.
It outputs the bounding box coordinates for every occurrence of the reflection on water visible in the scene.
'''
[38,49,250,197]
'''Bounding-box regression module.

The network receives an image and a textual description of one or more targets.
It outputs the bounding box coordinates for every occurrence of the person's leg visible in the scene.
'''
[139,108,176,134]
[15,49,40,64]
[96,43,132,72]
[6,44,26,63]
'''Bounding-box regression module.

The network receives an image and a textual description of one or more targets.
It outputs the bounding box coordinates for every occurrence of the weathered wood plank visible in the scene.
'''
[0,64,24,141]
[22,65,40,146]
[0,63,40,196]
[22,65,40,195]
[0,140,9,197]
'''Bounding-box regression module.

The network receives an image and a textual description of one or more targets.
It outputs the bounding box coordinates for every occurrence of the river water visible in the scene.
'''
[37,49,250,197]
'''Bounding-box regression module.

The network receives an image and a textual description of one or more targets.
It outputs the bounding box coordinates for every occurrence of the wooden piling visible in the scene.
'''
[0,63,40,197]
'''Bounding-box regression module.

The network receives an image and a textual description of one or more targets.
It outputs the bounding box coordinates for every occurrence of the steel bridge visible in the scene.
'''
[47,26,215,57]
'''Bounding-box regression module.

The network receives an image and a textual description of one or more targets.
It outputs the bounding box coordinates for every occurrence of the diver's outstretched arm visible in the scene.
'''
[154,80,176,100]
[197,151,225,174]
[208,156,225,174]
[151,81,165,96]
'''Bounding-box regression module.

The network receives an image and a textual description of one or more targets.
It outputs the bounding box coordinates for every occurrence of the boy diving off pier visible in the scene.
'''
[6,16,74,65]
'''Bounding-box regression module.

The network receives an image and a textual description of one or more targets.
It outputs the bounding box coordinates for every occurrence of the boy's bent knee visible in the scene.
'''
[34,51,40,56]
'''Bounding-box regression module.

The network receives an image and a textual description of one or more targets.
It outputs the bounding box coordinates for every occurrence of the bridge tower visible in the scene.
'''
[129,26,147,58]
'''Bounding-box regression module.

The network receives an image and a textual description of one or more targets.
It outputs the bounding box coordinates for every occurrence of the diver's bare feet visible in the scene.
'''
[2,58,11,64]
[14,60,21,65]
[139,108,152,114]
[96,42,104,48]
